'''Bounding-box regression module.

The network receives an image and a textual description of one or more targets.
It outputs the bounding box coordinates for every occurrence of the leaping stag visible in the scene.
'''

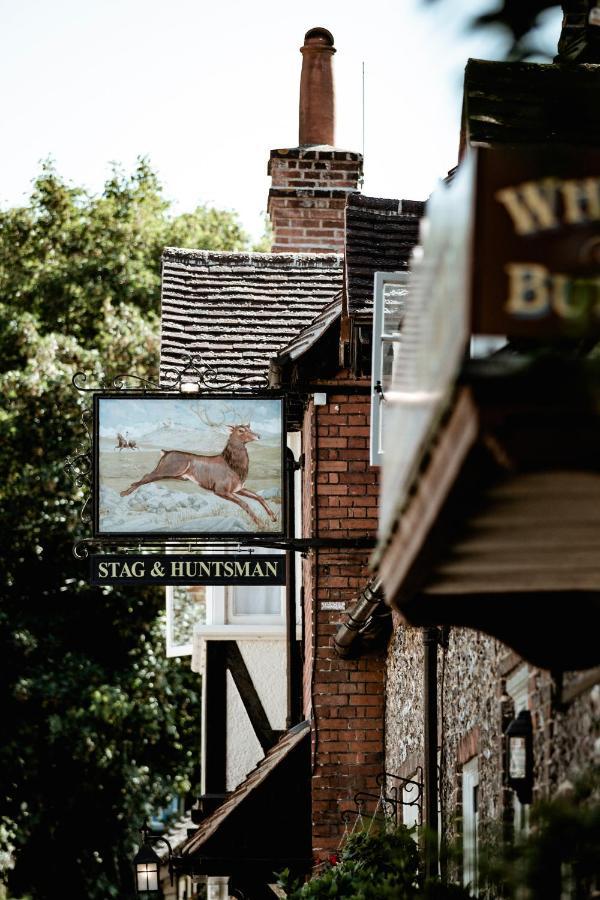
[119,408,277,527]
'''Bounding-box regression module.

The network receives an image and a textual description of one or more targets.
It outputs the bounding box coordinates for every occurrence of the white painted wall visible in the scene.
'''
[226,639,287,790]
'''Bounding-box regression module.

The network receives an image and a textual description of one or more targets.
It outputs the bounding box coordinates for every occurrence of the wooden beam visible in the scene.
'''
[225,642,278,753]
[204,641,228,794]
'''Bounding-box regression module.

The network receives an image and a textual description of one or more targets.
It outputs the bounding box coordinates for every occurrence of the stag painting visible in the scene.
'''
[120,423,276,527]
[96,396,283,535]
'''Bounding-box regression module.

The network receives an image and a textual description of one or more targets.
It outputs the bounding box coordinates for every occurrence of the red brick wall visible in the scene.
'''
[301,391,386,859]
[268,148,362,254]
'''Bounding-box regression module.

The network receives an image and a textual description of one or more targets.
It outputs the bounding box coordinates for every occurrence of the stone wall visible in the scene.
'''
[385,622,600,870]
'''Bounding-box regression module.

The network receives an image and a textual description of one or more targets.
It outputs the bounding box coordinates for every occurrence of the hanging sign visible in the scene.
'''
[90,554,287,586]
[472,145,600,339]
[93,393,285,541]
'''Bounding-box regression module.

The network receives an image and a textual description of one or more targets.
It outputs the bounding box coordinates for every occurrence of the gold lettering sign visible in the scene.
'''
[90,554,286,586]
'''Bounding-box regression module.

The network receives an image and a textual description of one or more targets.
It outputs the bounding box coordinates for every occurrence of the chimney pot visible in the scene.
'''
[299,26,336,147]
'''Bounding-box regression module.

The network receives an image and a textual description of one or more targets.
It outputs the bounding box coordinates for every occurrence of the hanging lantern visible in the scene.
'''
[132,823,181,897]
[505,709,534,805]
[133,839,162,896]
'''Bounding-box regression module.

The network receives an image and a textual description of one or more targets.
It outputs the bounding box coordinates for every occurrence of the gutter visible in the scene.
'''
[333,577,386,658]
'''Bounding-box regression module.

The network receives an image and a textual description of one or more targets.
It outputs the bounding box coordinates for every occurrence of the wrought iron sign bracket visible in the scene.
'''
[339,768,424,828]
[65,356,280,558]
[71,535,377,560]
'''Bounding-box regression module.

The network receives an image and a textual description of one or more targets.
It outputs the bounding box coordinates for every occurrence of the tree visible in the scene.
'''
[0,160,260,899]
[423,1,600,62]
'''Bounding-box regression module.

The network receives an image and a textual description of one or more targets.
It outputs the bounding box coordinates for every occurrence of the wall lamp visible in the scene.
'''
[505,709,534,805]
[133,822,182,897]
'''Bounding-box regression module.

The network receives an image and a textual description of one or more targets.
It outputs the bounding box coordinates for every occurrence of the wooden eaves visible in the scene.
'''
[376,354,600,672]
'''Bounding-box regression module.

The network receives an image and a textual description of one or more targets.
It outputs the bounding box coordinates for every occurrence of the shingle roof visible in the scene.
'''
[272,293,342,366]
[160,250,343,387]
[463,59,600,147]
[345,194,424,316]
[180,721,310,860]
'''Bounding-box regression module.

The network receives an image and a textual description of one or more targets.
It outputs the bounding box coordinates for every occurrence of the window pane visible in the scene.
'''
[382,281,407,337]
[137,864,159,891]
[381,339,401,395]
[231,585,281,616]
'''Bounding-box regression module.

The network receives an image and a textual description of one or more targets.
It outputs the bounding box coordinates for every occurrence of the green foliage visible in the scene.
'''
[279,826,474,899]
[424,0,561,60]
[480,770,600,899]
[0,160,254,900]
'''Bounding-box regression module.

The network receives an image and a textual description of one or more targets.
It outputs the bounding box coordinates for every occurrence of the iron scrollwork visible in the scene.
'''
[161,354,269,392]
[64,407,94,528]
[72,371,161,394]
[341,769,424,828]
[72,354,268,395]
[377,769,424,825]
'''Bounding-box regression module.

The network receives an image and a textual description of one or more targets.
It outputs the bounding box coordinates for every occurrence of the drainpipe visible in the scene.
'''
[423,627,439,879]
[286,448,302,727]
[333,577,384,658]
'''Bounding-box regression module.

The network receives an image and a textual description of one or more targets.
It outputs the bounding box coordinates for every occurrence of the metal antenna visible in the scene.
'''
[362,61,366,161]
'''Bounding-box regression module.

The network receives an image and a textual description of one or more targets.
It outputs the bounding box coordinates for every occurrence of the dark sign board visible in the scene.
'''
[92,393,285,541]
[472,145,600,340]
[90,554,287,586]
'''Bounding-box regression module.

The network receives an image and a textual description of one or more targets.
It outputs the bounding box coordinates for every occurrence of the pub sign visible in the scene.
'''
[90,553,286,586]
[472,145,600,339]
[93,394,285,540]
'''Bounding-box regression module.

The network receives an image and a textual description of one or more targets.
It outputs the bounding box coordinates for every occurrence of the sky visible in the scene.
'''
[0,0,562,241]
[99,397,282,439]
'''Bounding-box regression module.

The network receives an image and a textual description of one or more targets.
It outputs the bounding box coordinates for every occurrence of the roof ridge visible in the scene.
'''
[162,247,343,266]
[347,193,425,215]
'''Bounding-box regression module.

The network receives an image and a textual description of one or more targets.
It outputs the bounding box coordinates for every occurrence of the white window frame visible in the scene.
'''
[462,756,479,894]
[167,577,288,656]
[370,271,410,466]
[208,584,285,626]
[506,665,531,837]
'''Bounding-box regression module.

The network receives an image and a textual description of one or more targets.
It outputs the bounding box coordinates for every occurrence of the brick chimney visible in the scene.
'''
[268,28,363,254]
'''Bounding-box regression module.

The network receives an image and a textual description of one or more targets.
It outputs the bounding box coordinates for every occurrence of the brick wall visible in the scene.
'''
[268,148,362,254]
[301,391,386,860]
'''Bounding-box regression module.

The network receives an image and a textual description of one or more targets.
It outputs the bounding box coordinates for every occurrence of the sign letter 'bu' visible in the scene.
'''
[93,394,285,540]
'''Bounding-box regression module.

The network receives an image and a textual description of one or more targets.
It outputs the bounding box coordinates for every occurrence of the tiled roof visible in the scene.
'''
[345,194,424,316]
[272,293,342,366]
[160,250,343,387]
[180,721,310,859]
[463,59,600,147]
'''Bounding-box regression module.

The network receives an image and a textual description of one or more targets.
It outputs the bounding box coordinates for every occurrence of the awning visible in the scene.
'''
[377,370,600,671]
[177,721,312,882]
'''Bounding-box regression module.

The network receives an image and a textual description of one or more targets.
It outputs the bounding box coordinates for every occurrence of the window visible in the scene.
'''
[370,271,410,465]
[206,581,285,627]
[462,756,479,894]
[227,584,283,621]
[165,550,288,655]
